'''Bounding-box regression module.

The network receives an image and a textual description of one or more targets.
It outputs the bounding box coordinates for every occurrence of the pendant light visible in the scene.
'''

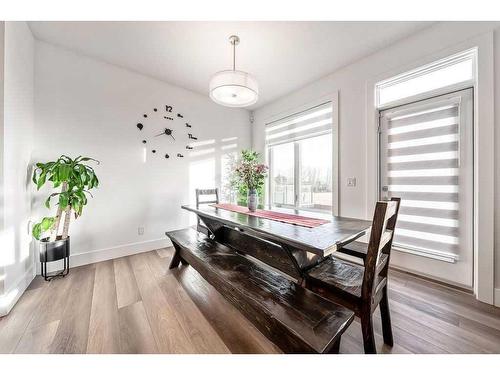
[209,35,258,108]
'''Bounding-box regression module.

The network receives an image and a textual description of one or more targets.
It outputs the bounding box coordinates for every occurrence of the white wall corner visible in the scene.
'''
[495,288,500,307]
[495,288,500,308]
[0,266,35,317]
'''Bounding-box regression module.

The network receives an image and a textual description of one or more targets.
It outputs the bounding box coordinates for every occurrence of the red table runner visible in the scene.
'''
[211,203,330,228]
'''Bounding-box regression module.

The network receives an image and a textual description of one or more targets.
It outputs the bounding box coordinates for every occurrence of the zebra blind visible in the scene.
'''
[379,89,472,258]
[266,102,332,146]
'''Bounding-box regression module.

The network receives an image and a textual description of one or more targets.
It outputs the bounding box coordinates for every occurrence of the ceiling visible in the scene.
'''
[28,21,434,109]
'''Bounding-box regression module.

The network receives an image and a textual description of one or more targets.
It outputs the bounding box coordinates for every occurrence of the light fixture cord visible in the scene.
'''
[232,41,236,71]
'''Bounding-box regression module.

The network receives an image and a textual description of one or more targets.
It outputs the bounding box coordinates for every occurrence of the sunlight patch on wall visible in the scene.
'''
[188,139,216,148]
[221,143,237,151]
[189,157,216,225]
[0,227,15,267]
[189,148,216,158]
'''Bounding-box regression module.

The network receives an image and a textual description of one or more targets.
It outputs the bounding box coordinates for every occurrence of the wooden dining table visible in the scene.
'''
[182,204,372,282]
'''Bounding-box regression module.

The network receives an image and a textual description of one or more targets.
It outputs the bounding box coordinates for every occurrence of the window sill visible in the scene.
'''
[392,245,458,263]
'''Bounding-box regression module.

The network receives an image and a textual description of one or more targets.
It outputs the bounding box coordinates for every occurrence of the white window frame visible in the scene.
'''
[376,48,477,109]
[366,33,495,304]
[264,92,339,215]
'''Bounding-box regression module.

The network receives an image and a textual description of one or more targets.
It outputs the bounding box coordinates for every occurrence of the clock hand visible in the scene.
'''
[170,134,175,141]
[154,132,165,137]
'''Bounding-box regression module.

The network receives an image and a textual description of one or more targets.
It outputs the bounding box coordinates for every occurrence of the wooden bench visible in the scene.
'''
[166,227,355,354]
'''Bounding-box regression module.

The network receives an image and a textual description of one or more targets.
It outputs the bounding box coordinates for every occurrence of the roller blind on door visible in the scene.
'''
[379,88,473,258]
[265,102,332,146]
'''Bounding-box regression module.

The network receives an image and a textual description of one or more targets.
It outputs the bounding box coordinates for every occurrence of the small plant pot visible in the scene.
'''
[40,236,70,281]
[247,189,258,212]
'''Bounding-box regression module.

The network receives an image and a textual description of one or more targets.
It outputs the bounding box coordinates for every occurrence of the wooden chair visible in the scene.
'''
[305,197,401,354]
[195,188,219,235]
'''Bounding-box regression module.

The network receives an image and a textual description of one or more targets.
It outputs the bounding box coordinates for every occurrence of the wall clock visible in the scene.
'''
[135,104,199,160]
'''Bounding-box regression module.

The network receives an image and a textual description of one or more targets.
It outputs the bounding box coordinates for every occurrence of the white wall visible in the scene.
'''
[494,26,500,306]
[33,41,250,270]
[0,21,35,316]
[252,22,500,299]
[0,22,5,303]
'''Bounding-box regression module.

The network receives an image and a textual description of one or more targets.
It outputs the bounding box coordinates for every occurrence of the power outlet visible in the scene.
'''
[347,177,357,187]
[138,227,145,235]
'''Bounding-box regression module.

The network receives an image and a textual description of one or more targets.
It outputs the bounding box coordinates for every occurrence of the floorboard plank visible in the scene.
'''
[113,257,141,309]
[129,253,194,353]
[159,274,230,353]
[145,250,229,353]
[86,260,121,353]
[118,301,158,354]
[0,288,47,353]
[14,320,60,354]
[49,265,96,353]
[389,299,495,353]
[28,271,76,329]
[156,247,174,259]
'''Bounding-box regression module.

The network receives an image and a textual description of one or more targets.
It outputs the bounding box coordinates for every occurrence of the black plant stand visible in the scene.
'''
[40,236,70,281]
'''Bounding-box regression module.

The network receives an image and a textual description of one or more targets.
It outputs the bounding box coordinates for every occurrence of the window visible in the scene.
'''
[269,142,294,206]
[266,102,334,212]
[376,49,476,288]
[377,49,476,107]
[299,135,332,210]
[379,89,473,263]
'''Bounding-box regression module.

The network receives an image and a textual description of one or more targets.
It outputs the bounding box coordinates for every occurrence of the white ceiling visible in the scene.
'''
[28,21,434,109]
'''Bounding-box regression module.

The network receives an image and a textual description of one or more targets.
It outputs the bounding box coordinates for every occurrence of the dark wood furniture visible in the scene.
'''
[181,204,372,283]
[195,188,219,235]
[166,227,355,353]
[305,198,401,354]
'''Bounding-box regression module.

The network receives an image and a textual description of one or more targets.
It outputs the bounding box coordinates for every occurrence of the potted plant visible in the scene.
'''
[233,150,268,212]
[32,155,99,279]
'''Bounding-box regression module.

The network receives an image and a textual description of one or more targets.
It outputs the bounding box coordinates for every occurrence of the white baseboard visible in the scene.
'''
[495,288,500,307]
[0,267,35,317]
[42,237,172,273]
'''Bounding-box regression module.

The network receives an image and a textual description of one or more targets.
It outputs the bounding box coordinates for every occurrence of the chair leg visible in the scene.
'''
[379,286,394,346]
[361,313,377,354]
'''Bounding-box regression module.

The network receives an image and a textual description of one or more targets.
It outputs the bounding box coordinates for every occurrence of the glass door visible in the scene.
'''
[379,88,474,287]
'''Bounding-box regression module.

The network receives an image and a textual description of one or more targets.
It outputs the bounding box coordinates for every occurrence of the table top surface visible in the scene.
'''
[182,204,372,257]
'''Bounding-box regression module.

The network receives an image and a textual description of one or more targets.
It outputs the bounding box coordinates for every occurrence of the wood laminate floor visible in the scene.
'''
[1,248,500,354]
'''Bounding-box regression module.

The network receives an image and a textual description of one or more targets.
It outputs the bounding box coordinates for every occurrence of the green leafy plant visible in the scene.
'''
[32,155,100,241]
[232,150,268,207]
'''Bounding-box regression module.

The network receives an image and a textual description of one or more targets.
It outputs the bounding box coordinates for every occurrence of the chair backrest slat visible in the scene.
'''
[361,197,401,302]
[195,188,220,230]
[195,188,219,207]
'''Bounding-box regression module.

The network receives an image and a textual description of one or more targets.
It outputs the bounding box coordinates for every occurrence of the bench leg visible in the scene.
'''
[169,243,188,269]
[380,286,394,346]
[361,313,376,354]
[328,338,341,354]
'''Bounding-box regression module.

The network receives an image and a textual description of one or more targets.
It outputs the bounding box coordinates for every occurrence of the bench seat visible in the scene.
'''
[166,227,355,354]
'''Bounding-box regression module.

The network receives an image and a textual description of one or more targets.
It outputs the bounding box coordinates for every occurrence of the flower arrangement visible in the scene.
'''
[233,150,268,192]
